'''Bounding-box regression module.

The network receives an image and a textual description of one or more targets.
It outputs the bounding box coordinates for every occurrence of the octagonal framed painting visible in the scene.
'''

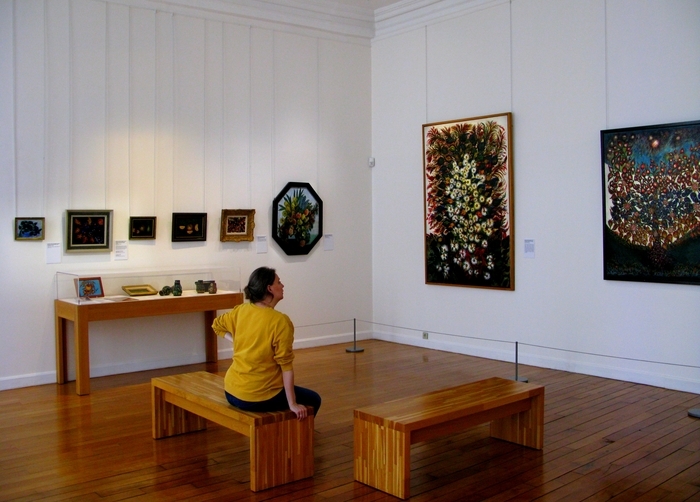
[272,182,323,256]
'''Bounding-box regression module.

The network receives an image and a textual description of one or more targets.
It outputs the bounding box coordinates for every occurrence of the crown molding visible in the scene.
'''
[103,0,507,42]
[374,0,508,40]
[121,0,376,39]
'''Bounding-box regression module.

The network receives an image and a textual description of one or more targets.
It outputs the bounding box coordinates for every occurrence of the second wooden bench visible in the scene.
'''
[151,371,314,492]
[353,376,544,499]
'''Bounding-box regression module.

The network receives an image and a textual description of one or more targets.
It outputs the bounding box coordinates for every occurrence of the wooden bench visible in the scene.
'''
[151,371,314,492]
[353,376,544,499]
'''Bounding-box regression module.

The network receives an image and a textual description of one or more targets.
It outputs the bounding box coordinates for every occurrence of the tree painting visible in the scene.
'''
[423,114,514,290]
[602,121,700,284]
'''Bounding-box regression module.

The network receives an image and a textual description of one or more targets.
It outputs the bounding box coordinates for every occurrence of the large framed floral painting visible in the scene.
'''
[602,119,700,285]
[272,182,323,256]
[423,113,514,290]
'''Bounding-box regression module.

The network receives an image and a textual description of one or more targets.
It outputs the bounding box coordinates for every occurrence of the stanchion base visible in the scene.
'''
[689,409,700,418]
[346,347,364,353]
[514,376,529,383]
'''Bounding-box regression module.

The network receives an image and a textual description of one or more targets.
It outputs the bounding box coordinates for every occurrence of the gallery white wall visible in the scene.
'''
[371,0,700,392]
[0,0,372,389]
[2,0,699,395]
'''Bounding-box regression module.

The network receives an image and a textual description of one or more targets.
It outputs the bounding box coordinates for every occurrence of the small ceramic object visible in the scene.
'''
[159,285,172,296]
[208,281,217,294]
[195,280,207,293]
[172,280,183,296]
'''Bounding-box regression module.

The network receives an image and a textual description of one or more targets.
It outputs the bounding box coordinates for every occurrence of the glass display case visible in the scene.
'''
[55,268,241,303]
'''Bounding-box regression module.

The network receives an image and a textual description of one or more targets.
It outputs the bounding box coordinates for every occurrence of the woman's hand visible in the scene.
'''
[289,403,308,420]
[282,369,308,420]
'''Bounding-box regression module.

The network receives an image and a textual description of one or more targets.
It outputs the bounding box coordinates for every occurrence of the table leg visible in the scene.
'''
[55,315,67,384]
[204,310,217,363]
[74,313,91,396]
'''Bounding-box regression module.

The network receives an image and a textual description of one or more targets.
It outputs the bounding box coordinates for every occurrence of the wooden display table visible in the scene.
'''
[55,291,243,395]
[353,377,544,499]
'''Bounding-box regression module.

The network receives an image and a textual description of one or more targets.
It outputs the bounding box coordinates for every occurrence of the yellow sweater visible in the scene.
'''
[211,302,294,401]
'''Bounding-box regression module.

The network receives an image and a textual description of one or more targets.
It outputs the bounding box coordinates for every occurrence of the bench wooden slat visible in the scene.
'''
[355,377,541,433]
[353,376,544,499]
[151,371,314,492]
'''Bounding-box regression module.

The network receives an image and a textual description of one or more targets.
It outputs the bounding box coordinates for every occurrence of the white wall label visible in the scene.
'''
[256,235,268,254]
[524,239,535,259]
[46,242,61,264]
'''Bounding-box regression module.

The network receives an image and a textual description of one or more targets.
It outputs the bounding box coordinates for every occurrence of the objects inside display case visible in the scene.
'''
[121,284,158,296]
[55,269,240,303]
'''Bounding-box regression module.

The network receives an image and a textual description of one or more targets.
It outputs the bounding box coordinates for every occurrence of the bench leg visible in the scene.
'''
[490,390,544,449]
[249,415,315,491]
[152,386,208,439]
[354,417,411,499]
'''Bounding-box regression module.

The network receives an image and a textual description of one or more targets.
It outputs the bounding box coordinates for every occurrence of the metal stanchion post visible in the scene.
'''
[346,318,364,353]
[514,341,528,382]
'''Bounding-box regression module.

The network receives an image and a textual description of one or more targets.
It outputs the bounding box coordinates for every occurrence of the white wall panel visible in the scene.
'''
[14,0,45,216]
[509,0,606,347]
[46,0,71,240]
[605,0,700,127]
[204,19,224,230]
[316,38,372,323]
[222,23,251,209]
[70,0,107,208]
[0,0,15,219]
[129,7,157,216]
[371,28,427,325]
[155,11,174,236]
[173,14,205,211]
[274,32,318,186]
[106,3,129,234]
[249,27,274,233]
[427,2,511,122]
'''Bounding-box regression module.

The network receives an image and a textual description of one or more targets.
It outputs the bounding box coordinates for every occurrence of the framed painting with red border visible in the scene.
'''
[74,277,104,298]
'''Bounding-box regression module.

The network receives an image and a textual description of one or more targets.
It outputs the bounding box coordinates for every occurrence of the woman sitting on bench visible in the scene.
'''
[212,266,321,420]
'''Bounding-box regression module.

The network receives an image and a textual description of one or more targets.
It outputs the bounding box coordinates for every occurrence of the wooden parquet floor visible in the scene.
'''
[1,340,699,501]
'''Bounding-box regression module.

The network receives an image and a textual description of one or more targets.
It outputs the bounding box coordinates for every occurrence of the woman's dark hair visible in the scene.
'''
[244,267,276,303]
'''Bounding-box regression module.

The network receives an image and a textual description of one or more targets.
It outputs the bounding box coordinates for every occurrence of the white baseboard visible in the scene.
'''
[0,330,372,391]
[3,329,697,394]
[372,330,700,394]
[0,372,57,391]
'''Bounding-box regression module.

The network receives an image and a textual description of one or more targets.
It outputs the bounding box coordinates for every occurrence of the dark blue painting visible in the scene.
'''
[602,120,700,285]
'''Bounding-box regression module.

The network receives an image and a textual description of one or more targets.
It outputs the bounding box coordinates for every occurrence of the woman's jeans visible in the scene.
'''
[225,386,321,416]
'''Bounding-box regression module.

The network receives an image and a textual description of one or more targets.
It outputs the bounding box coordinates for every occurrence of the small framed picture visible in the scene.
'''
[121,284,158,296]
[15,217,45,240]
[66,210,113,252]
[172,212,207,242]
[220,209,255,242]
[74,277,104,298]
[129,216,157,239]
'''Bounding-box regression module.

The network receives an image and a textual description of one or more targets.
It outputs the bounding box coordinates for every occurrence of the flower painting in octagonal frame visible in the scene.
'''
[423,113,514,290]
[272,182,323,256]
